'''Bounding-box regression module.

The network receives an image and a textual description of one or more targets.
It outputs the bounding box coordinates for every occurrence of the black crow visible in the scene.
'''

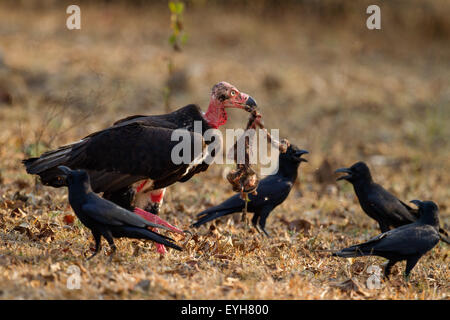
[333,200,441,280]
[57,166,182,261]
[335,161,449,243]
[192,145,309,236]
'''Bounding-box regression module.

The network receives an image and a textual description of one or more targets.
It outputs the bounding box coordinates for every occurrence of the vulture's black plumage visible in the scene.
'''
[24,105,209,196]
[23,82,257,214]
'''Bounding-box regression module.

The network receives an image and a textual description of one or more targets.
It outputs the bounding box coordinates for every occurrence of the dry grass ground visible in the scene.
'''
[0,3,448,299]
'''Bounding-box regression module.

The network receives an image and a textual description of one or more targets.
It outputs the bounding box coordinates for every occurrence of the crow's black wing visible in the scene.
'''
[247,176,293,210]
[192,176,293,227]
[370,225,439,255]
[192,193,244,227]
[357,224,439,256]
[81,201,171,231]
[367,185,418,225]
[334,224,439,258]
[196,176,292,217]
[196,193,245,217]
[398,199,420,219]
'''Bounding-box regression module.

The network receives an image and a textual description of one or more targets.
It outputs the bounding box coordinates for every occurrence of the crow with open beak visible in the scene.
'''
[335,161,449,243]
[192,145,309,236]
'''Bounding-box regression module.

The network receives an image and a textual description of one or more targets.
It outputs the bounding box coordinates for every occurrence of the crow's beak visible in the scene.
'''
[335,167,352,181]
[295,149,309,162]
[410,200,422,207]
[57,165,72,176]
[56,166,72,185]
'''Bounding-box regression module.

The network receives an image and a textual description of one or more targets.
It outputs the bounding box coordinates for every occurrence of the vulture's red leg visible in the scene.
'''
[133,188,183,254]
[148,189,167,254]
[133,185,182,233]
[133,207,183,234]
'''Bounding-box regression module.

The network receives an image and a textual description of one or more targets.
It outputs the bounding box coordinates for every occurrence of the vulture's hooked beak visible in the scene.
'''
[244,96,257,112]
[296,150,309,162]
[227,92,258,112]
[335,167,353,181]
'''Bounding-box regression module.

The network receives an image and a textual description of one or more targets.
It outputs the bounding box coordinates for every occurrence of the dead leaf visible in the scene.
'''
[49,262,61,272]
[350,261,366,274]
[0,254,9,266]
[10,207,26,218]
[280,217,312,233]
[63,214,75,225]
[185,260,198,266]
[13,191,28,202]
[13,222,33,239]
[214,254,232,260]
[331,278,369,297]
[134,279,151,292]
[37,224,54,242]
[14,179,29,189]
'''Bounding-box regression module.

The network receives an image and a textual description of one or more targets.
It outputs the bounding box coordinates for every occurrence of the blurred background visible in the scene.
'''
[1,0,449,195]
[0,0,448,299]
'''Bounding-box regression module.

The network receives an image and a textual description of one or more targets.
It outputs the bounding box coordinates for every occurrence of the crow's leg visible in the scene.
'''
[87,231,102,261]
[251,213,260,233]
[101,230,117,263]
[384,260,397,278]
[378,221,390,233]
[404,255,421,281]
[258,207,273,238]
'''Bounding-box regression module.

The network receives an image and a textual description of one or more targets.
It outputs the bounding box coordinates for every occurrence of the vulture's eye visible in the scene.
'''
[230,90,236,96]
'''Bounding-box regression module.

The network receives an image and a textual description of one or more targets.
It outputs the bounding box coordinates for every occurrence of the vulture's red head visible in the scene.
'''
[204,81,257,128]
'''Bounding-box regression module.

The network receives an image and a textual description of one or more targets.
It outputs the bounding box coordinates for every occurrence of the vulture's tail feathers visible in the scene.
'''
[22,141,85,187]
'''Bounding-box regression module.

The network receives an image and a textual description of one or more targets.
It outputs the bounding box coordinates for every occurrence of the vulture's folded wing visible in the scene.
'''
[24,122,206,192]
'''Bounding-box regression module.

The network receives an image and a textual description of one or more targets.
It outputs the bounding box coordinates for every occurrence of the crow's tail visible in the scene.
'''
[191,208,238,228]
[113,226,182,251]
[332,245,373,258]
